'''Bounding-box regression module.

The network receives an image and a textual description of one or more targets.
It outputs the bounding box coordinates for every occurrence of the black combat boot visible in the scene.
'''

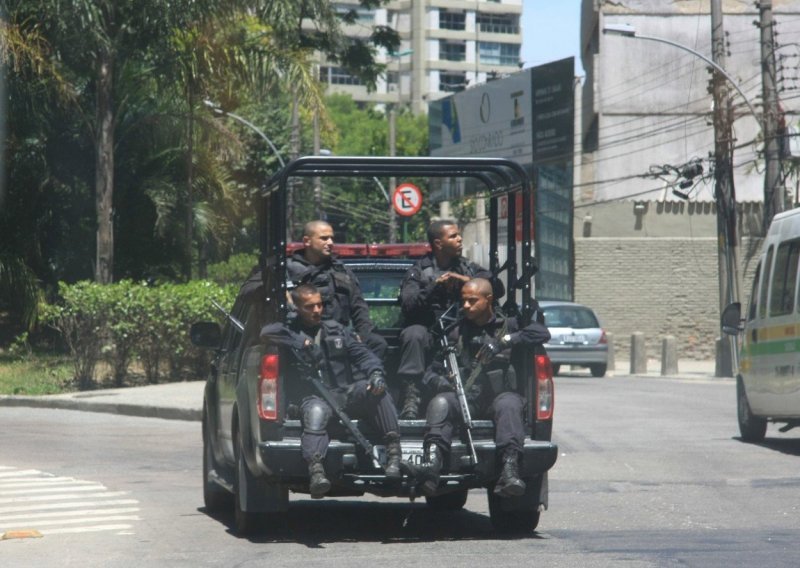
[308,453,331,499]
[384,432,403,479]
[493,447,526,498]
[399,380,421,420]
[414,444,444,496]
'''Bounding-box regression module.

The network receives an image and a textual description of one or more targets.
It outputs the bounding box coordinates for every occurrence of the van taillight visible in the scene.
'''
[535,354,554,421]
[258,354,279,421]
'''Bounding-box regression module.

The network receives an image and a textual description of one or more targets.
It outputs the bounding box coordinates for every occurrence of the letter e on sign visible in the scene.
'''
[393,183,422,217]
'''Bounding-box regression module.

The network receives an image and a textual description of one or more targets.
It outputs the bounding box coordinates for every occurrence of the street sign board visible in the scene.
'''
[393,183,422,216]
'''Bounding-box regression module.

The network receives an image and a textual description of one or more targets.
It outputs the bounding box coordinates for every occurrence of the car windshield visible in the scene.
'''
[357,273,404,299]
[542,306,599,329]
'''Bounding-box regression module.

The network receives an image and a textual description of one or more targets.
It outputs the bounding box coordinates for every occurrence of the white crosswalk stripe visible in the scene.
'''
[0,466,140,537]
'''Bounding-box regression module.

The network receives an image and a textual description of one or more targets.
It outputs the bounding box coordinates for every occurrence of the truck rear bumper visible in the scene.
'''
[258,438,558,492]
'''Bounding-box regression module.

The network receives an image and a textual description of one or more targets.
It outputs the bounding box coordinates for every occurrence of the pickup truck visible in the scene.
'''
[190,156,558,536]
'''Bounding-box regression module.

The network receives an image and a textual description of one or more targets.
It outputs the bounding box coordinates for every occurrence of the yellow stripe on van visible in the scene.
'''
[757,323,800,341]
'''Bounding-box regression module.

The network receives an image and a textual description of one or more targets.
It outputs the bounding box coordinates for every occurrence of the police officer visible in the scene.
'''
[397,220,502,418]
[409,278,550,498]
[260,284,403,499]
[287,220,387,359]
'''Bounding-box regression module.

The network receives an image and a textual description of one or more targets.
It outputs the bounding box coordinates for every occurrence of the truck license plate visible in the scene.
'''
[373,442,424,466]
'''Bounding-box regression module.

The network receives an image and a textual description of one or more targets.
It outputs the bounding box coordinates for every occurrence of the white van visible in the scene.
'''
[722,207,800,442]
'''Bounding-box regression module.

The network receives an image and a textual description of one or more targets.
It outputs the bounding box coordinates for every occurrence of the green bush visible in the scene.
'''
[43,280,237,389]
[207,252,258,285]
[41,282,111,390]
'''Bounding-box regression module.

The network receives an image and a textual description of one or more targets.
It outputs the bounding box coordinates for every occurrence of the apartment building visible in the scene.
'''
[318,0,523,113]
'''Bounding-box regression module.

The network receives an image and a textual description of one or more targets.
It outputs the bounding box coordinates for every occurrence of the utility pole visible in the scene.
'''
[288,94,300,241]
[759,0,783,231]
[711,0,740,377]
[388,105,398,243]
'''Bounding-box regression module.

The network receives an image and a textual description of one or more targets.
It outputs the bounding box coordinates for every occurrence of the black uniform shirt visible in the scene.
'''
[286,251,375,334]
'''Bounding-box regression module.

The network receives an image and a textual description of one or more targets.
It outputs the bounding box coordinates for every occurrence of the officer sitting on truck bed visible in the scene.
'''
[286,220,387,359]
[397,220,503,419]
[408,278,550,498]
[260,284,404,499]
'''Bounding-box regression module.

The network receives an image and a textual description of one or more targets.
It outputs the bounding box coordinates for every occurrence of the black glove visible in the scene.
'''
[476,337,502,362]
[367,370,387,396]
[430,374,453,393]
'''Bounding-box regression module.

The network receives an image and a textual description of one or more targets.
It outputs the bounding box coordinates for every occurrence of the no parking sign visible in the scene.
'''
[392,183,422,217]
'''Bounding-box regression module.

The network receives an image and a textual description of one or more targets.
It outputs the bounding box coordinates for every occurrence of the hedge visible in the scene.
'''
[42,280,237,389]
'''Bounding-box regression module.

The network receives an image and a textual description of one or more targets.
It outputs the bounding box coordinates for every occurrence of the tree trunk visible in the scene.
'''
[95,49,115,284]
[185,91,194,281]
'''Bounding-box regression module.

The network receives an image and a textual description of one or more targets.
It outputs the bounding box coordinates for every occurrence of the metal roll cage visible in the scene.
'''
[259,156,536,323]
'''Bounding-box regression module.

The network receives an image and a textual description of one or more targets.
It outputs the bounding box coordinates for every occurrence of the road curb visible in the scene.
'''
[0,395,201,422]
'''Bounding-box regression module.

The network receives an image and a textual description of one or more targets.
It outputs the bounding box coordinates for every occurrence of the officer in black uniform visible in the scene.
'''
[260,284,403,499]
[409,278,550,498]
[286,220,387,359]
[397,220,503,418]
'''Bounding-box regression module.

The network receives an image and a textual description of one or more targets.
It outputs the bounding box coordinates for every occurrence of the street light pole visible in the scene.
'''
[603,19,751,376]
[203,100,286,168]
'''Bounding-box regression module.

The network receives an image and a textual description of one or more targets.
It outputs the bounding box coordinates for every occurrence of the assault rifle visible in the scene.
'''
[434,303,478,465]
[294,347,383,470]
[211,299,244,332]
[464,314,509,392]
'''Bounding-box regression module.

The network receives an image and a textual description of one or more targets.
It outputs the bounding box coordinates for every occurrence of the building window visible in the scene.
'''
[336,3,375,25]
[479,42,520,66]
[477,13,519,34]
[440,72,468,92]
[440,41,466,62]
[320,66,363,86]
[440,9,466,31]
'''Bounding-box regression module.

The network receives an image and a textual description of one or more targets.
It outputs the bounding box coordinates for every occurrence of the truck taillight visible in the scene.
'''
[258,354,279,421]
[535,354,554,421]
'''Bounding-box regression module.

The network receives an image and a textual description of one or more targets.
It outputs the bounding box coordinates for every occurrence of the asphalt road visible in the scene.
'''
[1,373,798,567]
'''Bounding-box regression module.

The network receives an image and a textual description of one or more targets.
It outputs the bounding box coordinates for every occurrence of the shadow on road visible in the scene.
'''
[200,499,545,544]
[745,436,800,457]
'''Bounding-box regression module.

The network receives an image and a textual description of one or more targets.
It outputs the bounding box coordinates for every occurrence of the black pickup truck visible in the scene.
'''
[191,156,558,535]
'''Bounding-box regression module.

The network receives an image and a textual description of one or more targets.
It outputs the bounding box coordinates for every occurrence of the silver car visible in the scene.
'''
[539,301,608,377]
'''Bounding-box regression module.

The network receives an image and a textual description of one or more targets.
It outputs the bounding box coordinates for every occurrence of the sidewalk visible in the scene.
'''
[0,359,725,422]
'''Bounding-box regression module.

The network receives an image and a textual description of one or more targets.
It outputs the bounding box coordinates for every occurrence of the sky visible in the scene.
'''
[521,0,583,75]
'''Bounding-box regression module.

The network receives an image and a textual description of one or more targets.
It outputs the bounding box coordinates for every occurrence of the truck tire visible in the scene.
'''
[487,488,540,535]
[425,489,468,511]
[737,377,767,443]
[590,364,607,378]
[203,413,232,514]
[234,429,262,535]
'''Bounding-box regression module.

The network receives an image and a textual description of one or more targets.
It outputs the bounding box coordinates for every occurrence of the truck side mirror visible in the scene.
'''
[190,321,223,349]
[721,302,742,335]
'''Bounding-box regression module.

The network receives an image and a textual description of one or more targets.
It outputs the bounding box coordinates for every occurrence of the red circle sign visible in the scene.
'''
[392,183,422,217]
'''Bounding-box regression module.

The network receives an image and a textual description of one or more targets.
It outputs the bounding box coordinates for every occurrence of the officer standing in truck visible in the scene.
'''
[408,278,549,498]
[286,220,387,359]
[260,284,403,499]
[396,220,503,418]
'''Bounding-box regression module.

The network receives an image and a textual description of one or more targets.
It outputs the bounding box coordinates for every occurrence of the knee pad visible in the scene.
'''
[303,402,331,434]
[426,394,451,424]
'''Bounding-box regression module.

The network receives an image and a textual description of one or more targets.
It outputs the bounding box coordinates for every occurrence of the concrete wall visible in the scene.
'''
[574,233,762,360]
[580,0,800,205]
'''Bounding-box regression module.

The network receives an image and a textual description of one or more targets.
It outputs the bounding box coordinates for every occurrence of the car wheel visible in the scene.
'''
[552,364,561,376]
[590,364,607,378]
[234,429,261,535]
[203,413,232,513]
[737,377,767,443]
[487,487,540,535]
[425,489,468,511]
